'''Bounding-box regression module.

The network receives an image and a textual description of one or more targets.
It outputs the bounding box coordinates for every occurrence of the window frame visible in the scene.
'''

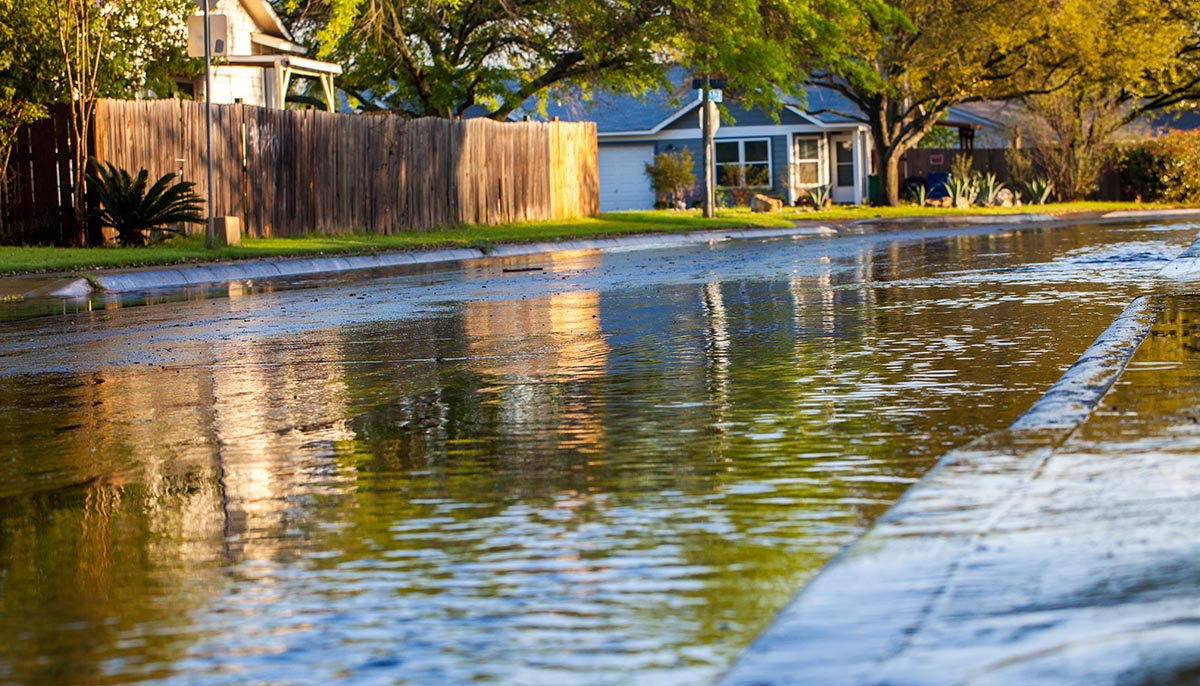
[713,138,773,189]
[793,136,821,187]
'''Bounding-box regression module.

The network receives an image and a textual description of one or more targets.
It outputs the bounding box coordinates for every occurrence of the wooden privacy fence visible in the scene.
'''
[1,104,77,245]
[898,147,1126,200]
[900,148,1009,182]
[1,99,599,243]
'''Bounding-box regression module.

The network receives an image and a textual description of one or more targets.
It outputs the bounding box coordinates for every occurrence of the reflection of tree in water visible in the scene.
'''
[0,472,223,685]
[0,322,361,685]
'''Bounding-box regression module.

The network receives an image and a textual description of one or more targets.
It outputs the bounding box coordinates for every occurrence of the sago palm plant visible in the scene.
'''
[86,159,205,246]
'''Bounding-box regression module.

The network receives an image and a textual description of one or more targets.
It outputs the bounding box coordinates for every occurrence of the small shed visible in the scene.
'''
[187,0,342,111]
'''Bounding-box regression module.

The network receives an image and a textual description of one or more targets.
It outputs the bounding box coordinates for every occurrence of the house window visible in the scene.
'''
[715,139,771,187]
[794,138,820,185]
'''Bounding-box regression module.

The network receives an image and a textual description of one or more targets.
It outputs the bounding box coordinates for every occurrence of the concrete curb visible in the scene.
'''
[1158,231,1200,280]
[1009,296,1159,430]
[716,224,1200,685]
[1102,208,1200,220]
[27,278,93,298]
[719,295,1165,686]
[846,212,1056,229]
[88,225,837,293]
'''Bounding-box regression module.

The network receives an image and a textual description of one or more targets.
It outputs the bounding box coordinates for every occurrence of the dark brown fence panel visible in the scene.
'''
[901,148,1010,183]
[399,118,435,230]
[0,104,74,244]
[243,105,275,236]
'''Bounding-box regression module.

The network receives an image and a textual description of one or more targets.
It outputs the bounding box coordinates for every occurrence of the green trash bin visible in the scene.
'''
[868,174,879,205]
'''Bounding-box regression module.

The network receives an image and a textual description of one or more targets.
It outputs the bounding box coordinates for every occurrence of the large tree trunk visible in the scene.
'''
[868,97,907,207]
[68,97,90,246]
[878,146,903,206]
[864,92,944,206]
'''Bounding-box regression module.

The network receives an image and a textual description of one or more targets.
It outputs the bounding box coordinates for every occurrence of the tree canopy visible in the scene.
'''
[0,0,195,242]
[1,0,194,106]
[808,0,1200,205]
[806,0,1069,205]
[281,0,902,119]
[0,0,56,179]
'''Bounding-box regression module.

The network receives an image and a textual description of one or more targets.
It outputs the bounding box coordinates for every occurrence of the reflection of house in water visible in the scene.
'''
[462,251,610,454]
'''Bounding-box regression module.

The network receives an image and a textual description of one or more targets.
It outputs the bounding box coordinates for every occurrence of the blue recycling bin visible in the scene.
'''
[926,171,951,200]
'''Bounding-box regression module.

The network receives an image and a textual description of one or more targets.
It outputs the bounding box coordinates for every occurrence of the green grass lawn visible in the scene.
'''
[0,202,1186,276]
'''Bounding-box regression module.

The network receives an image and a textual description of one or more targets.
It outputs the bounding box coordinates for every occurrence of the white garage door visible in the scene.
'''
[598,145,657,212]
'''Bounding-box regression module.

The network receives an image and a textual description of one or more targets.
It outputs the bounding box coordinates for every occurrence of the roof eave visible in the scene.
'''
[239,0,294,41]
[222,54,343,75]
[250,31,307,55]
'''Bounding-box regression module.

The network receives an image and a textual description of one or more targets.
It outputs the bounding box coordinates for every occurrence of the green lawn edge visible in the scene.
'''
[0,202,1187,276]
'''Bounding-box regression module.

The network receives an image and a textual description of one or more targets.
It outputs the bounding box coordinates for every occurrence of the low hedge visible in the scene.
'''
[1115,130,1200,204]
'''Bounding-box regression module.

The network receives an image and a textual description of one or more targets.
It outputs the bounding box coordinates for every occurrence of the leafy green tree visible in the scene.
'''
[50,0,195,243]
[285,0,900,119]
[1012,0,1200,200]
[283,0,676,118]
[916,120,956,149]
[0,0,194,243]
[672,0,901,109]
[0,0,54,226]
[806,0,1069,206]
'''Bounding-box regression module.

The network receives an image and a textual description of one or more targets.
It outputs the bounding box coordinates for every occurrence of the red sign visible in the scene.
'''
[929,153,945,166]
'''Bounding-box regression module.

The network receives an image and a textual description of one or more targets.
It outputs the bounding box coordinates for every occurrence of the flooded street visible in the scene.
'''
[0,220,1194,686]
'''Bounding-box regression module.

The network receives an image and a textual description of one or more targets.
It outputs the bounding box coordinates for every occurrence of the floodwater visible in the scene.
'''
[0,220,1194,686]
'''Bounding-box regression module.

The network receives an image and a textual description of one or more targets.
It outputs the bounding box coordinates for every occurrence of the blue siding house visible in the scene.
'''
[527,81,874,211]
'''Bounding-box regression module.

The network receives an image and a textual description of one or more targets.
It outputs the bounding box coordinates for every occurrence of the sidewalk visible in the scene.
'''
[720,293,1200,686]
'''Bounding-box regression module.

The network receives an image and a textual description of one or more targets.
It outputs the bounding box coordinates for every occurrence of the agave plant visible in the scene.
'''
[1024,177,1055,205]
[86,159,205,247]
[910,181,929,206]
[806,183,832,208]
[942,175,980,208]
[979,173,1006,207]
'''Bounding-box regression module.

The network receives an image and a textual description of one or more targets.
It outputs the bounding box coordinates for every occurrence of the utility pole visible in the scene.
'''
[701,74,715,219]
[202,0,215,249]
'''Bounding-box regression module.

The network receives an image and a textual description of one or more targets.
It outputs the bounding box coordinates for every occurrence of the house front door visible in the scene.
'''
[831,135,857,204]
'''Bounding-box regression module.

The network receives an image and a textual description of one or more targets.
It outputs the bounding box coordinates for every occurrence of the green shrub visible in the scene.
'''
[943,175,980,207]
[86,159,205,247]
[644,148,696,208]
[1116,130,1200,204]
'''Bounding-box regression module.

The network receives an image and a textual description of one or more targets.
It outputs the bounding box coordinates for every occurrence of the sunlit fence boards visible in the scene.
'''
[0,99,599,244]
